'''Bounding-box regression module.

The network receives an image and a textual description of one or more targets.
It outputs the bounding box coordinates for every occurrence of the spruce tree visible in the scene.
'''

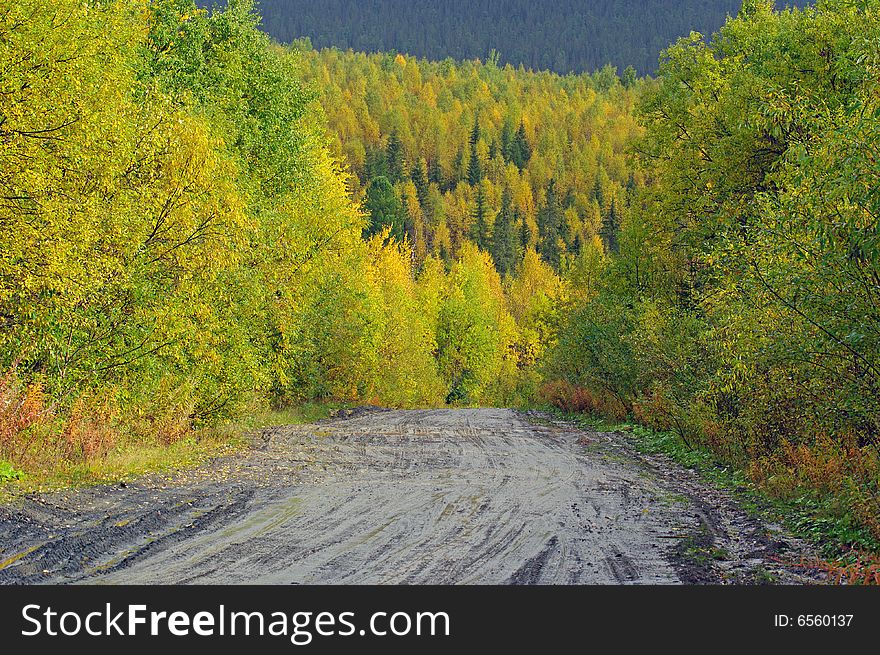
[469,116,481,146]
[510,120,531,170]
[470,184,489,250]
[386,130,405,183]
[365,144,387,180]
[364,176,405,241]
[519,208,530,251]
[427,158,443,187]
[537,178,562,269]
[411,158,429,207]
[490,186,517,277]
[467,117,483,185]
[600,197,620,254]
[625,171,637,206]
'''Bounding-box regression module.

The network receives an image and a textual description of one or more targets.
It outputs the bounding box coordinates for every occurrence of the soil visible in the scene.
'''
[0,408,821,584]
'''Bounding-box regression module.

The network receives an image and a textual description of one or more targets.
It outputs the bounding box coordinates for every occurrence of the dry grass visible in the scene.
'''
[0,363,349,496]
[538,380,627,421]
[0,366,241,495]
[0,367,53,464]
[786,551,880,585]
[542,376,880,558]
[747,435,880,543]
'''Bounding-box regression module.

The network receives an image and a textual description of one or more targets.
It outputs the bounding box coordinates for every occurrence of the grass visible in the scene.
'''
[0,460,23,483]
[0,400,351,500]
[0,432,238,500]
[233,400,351,430]
[541,405,880,562]
[679,532,730,566]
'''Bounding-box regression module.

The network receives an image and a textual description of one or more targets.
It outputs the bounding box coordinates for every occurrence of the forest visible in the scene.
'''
[294,44,642,275]
[232,0,807,75]
[1,0,878,555]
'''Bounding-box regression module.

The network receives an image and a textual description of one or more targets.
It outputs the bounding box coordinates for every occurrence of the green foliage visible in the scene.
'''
[436,243,518,404]
[470,184,490,250]
[365,236,445,406]
[547,0,880,547]
[4,0,545,476]
[508,121,532,171]
[633,0,880,452]
[0,461,23,483]
[9,0,874,565]
[490,187,519,278]
[547,297,637,408]
[0,0,561,480]
[364,176,405,241]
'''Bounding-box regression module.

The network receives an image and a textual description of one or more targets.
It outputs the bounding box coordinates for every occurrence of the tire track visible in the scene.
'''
[0,408,817,584]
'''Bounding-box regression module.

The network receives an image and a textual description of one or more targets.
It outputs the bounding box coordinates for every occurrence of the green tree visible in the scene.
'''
[600,198,619,254]
[491,187,518,277]
[467,117,484,185]
[509,120,531,170]
[364,176,405,241]
[385,130,406,183]
[470,184,490,250]
[519,208,531,251]
[537,179,563,269]
[410,158,430,207]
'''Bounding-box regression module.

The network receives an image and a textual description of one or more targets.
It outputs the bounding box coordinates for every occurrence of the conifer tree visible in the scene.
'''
[427,158,443,187]
[469,116,482,146]
[468,117,484,185]
[364,176,405,241]
[599,196,619,254]
[510,120,531,170]
[470,184,490,250]
[411,158,430,207]
[386,130,406,183]
[365,144,388,179]
[625,171,637,206]
[490,186,518,277]
[537,179,562,269]
[519,208,530,252]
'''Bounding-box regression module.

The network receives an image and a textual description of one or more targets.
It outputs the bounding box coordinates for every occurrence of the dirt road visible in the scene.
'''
[0,408,816,584]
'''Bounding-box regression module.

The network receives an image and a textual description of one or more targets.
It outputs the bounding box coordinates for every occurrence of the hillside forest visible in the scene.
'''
[1,0,878,553]
[242,0,808,76]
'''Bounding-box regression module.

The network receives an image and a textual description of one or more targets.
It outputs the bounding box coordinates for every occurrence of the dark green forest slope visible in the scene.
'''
[229,0,807,74]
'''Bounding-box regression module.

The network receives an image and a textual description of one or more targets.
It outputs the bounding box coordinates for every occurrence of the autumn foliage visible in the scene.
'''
[546,0,880,549]
[0,0,567,475]
[1,0,876,557]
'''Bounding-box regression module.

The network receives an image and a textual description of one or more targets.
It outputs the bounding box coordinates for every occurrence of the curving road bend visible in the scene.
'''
[0,409,816,584]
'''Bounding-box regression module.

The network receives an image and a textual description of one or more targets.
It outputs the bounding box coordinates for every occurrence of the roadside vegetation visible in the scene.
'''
[541,0,880,560]
[0,0,550,486]
[548,406,880,583]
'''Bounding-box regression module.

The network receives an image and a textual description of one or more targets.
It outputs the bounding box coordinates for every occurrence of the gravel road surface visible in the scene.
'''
[0,408,817,584]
